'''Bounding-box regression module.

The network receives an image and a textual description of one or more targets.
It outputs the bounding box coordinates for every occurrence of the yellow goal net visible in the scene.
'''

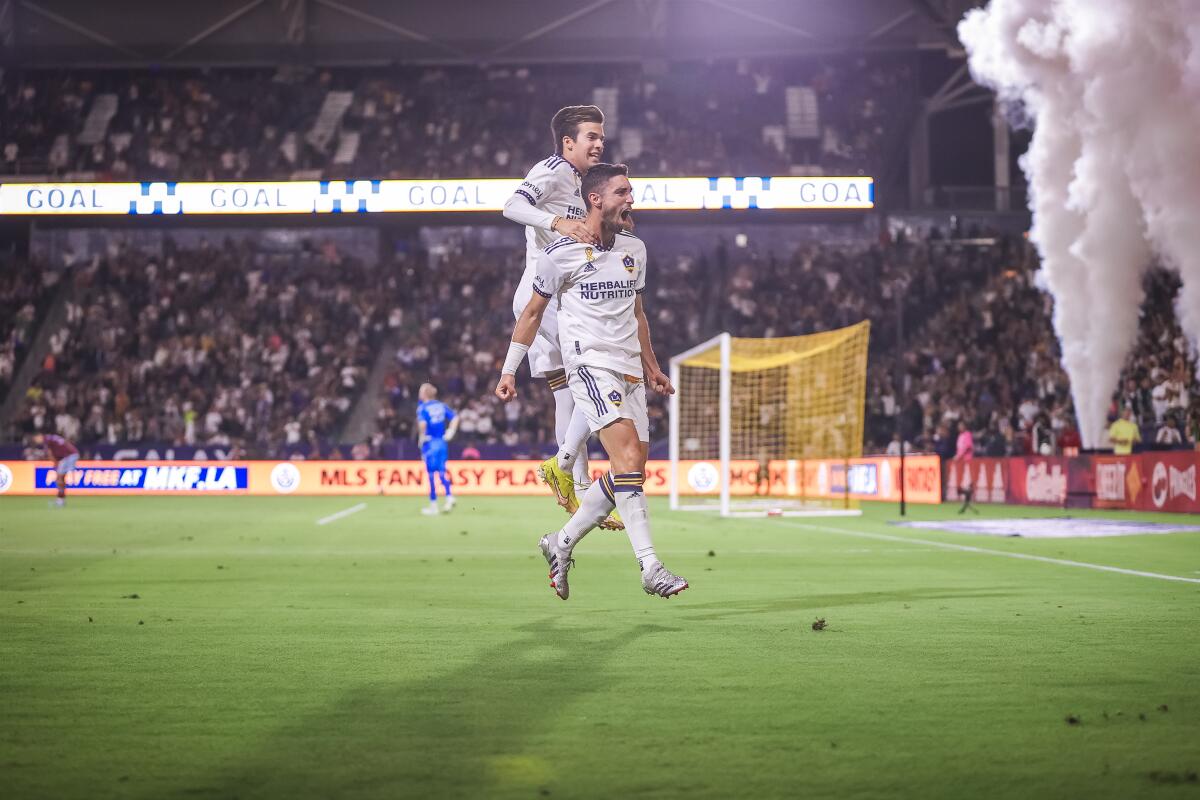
[668,322,870,516]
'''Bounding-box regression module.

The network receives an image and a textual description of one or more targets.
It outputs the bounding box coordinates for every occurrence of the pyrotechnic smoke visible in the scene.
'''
[959,0,1200,446]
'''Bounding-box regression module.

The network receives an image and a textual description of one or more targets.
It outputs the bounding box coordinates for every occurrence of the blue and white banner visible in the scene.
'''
[34,464,248,492]
[0,176,873,215]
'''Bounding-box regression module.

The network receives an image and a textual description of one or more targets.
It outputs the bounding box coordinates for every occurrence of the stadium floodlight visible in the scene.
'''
[668,324,870,517]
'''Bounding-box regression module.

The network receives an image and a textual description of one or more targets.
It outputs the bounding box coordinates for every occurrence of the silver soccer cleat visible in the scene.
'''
[641,562,689,598]
[539,533,575,600]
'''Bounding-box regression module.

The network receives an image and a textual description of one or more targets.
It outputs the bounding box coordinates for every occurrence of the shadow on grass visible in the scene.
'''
[676,587,1017,621]
[167,619,677,799]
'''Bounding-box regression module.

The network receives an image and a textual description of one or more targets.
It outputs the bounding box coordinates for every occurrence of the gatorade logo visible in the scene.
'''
[687,462,720,493]
[270,462,302,494]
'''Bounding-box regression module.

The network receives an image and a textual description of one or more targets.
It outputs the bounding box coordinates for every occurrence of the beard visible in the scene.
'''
[611,206,635,232]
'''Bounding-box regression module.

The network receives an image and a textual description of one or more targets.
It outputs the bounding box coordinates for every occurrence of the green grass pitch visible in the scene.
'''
[2,495,1199,799]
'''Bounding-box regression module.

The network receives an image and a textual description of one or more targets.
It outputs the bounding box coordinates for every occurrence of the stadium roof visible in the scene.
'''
[1,0,984,67]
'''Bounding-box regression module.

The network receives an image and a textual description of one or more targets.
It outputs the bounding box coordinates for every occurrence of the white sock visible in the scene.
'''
[557,406,592,483]
[609,471,659,572]
[557,407,590,469]
[548,371,573,445]
[572,450,591,489]
[554,479,614,553]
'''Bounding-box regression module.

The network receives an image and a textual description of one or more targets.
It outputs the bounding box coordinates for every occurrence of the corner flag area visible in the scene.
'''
[3,497,1197,798]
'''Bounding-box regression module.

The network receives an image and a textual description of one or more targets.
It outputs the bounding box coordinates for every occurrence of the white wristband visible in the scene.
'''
[502,341,529,375]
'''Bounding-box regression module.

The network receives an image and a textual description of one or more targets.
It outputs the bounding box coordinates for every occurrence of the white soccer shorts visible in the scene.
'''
[512,281,565,379]
[569,365,649,442]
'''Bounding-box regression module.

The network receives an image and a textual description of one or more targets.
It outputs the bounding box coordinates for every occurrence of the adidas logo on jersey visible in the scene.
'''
[582,263,597,273]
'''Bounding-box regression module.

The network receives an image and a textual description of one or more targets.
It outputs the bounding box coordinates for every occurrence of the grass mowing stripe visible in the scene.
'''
[314,502,368,526]
[781,520,1200,585]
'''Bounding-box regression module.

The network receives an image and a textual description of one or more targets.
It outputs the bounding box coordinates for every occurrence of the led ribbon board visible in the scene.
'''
[0,177,873,215]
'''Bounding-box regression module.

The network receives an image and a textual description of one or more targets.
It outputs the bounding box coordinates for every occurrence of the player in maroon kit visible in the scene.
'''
[31,433,79,507]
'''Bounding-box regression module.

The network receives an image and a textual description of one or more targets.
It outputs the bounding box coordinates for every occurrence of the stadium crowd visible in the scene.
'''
[374,227,1198,459]
[7,239,393,457]
[0,257,67,402]
[2,55,914,181]
[5,226,1197,458]
[870,253,1200,456]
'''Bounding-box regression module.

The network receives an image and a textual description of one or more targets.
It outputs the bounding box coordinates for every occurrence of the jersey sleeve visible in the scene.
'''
[502,161,559,230]
[635,243,648,294]
[516,161,555,207]
[417,405,430,425]
[442,403,456,422]
[532,249,568,299]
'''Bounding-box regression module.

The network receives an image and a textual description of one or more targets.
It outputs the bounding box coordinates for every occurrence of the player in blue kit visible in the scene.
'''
[417,383,459,516]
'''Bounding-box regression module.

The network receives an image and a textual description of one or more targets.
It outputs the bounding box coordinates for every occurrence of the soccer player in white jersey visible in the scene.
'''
[502,105,621,528]
[496,164,689,600]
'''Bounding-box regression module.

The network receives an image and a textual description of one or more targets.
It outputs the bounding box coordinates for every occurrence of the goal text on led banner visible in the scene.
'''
[0,176,874,215]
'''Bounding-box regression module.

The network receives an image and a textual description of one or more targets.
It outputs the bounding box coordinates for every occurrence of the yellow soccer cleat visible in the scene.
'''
[598,509,624,530]
[537,456,579,514]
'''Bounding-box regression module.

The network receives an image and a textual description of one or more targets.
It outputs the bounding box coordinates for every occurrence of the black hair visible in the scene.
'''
[581,163,629,210]
[551,105,605,156]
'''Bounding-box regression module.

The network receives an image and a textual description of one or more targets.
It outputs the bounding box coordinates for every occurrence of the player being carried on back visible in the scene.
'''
[502,105,622,531]
[29,432,79,508]
[417,383,459,516]
[496,163,688,600]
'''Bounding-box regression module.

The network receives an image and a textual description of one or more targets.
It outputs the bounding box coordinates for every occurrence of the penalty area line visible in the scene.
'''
[780,520,1200,585]
[316,503,368,526]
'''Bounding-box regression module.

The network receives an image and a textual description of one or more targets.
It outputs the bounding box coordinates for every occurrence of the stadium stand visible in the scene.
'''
[2,55,915,181]
[5,238,392,457]
[4,226,1196,457]
[875,257,1199,456]
[0,257,67,402]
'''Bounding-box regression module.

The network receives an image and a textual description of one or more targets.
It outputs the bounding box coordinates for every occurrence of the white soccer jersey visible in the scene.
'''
[532,231,648,377]
[511,155,587,295]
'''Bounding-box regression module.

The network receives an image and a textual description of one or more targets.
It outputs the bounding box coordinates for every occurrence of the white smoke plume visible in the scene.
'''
[959,0,1200,446]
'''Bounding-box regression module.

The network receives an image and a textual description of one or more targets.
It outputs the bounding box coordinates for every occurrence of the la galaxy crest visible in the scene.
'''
[622,253,636,273]
[608,390,623,407]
